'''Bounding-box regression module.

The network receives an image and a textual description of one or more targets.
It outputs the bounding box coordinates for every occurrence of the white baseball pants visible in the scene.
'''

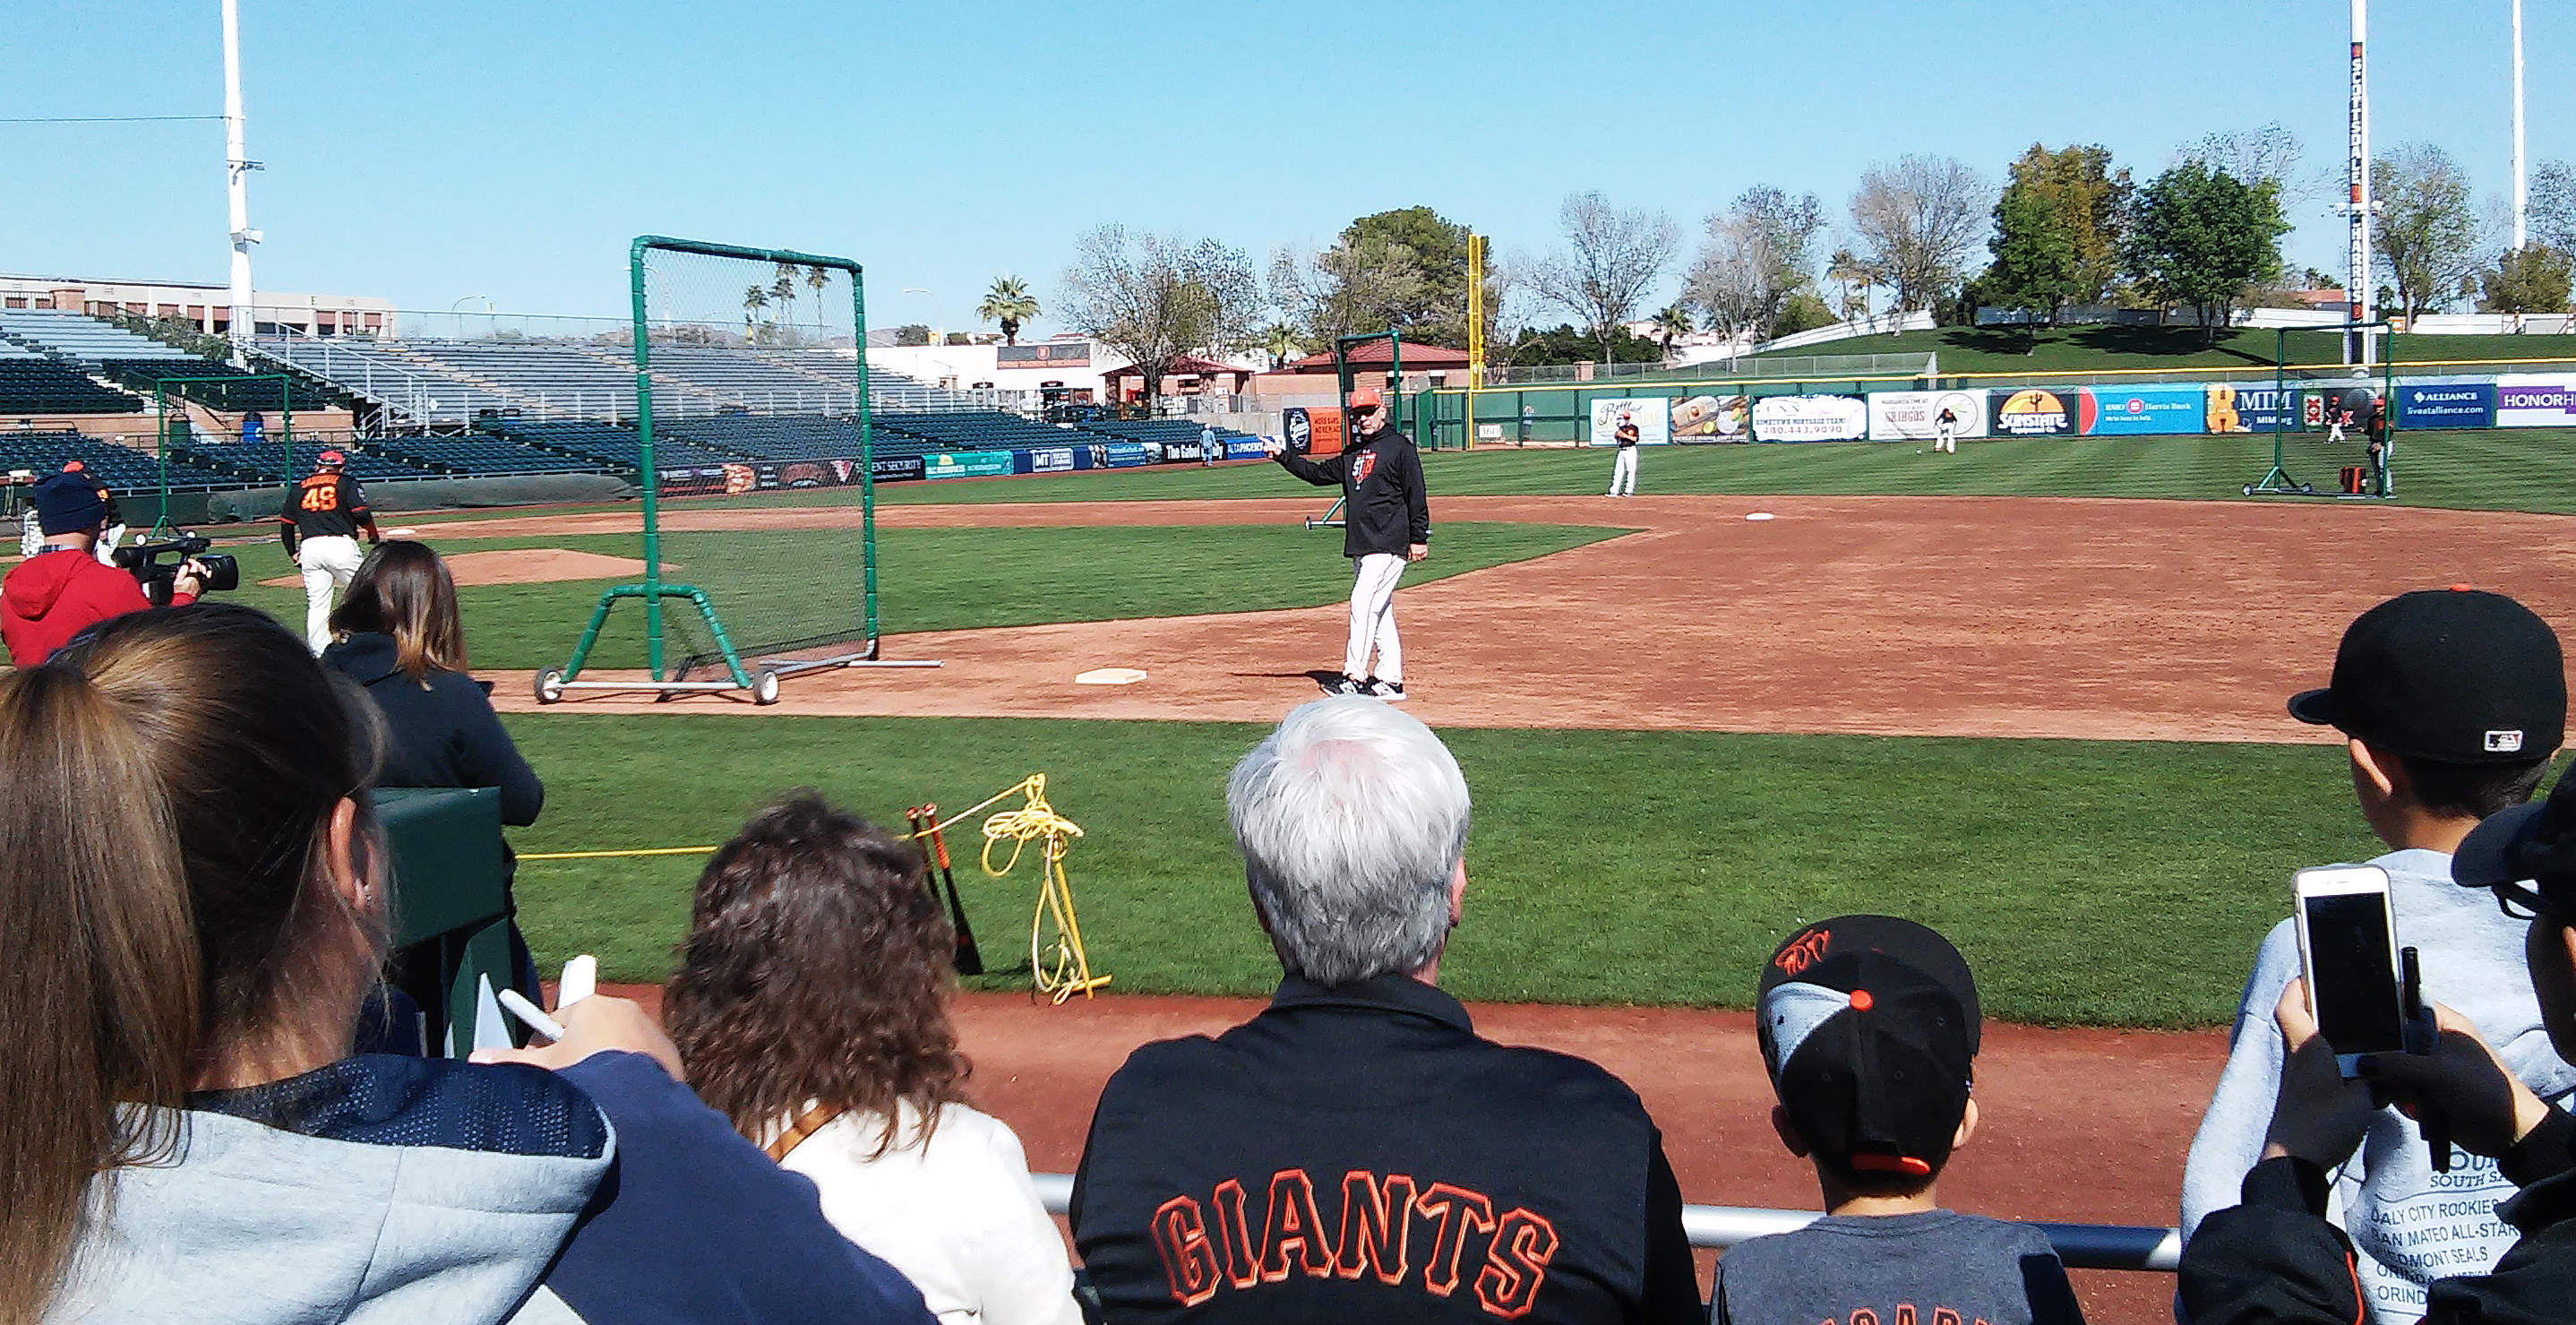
[1935,423,1956,453]
[1345,552,1405,684]
[93,523,126,567]
[19,510,42,559]
[1609,447,1638,495]
[298,534,365,653]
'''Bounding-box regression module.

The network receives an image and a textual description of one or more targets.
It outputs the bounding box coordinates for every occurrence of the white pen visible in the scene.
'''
[496,988,569,1042]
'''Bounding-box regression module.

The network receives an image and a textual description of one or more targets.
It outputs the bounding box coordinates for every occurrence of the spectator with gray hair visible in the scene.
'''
[1069,696,1699,1325]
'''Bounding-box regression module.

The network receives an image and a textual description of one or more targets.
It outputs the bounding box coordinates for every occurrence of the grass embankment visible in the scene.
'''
[504,714,2360,1028]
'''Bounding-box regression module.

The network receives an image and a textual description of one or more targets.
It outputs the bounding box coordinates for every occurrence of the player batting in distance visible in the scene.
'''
[278,449,380,654]
[1267,385,1429,701]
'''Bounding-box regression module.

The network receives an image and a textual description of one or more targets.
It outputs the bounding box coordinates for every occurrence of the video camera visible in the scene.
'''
[115,533,240,607]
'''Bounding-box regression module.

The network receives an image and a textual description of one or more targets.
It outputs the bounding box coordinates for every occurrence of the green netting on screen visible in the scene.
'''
[618,237,879,683]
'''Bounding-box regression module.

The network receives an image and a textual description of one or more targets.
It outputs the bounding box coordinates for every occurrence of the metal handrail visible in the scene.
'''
[1023,1174,2182,1272]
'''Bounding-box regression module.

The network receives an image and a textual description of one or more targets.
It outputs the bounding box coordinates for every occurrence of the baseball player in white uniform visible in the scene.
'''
[1608,416,1641,495]
[278,450,380,653]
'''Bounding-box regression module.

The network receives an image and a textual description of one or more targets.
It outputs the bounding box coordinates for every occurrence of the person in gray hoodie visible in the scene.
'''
[0,604,932,1325]
[2181,589,2572,1325]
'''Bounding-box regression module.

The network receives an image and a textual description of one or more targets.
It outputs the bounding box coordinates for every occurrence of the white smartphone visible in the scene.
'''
[2294,865,2408,1075]
[557,954,597,1009]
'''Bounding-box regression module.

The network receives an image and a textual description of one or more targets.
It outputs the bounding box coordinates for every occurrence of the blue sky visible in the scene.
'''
[3,1,2562,337]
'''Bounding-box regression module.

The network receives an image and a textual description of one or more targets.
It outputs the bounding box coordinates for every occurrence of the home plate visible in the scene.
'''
[1745,512,1777,521]
[385,527,418,537]
[1075,667,1147,686]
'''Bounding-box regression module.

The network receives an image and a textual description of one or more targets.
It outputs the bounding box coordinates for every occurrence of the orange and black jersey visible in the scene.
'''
[1071,974,1700,1325]
[280,472,370,543]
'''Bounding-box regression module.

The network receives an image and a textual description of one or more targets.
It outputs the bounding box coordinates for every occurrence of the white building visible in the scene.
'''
[0,273,395,337]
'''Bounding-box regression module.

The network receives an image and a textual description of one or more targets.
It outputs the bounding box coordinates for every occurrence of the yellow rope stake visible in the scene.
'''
[974,774,1110,1004]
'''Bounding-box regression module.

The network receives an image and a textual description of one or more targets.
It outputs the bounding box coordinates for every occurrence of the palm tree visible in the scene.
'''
[1260,322,1303,369]
[743,285,769,344]
[975,277,1042,346]
[769,262,799,340]
[1651,305,1693,361]
[805,265,833,343]
[1826,247,1875,328]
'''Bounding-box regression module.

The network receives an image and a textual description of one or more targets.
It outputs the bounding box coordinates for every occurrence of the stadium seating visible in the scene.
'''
[368,435,609,477]
[0,358,144,414]
[479,419,747,469]
[0,308,197,366]
[104,358,296,412]
[1080,418,1258,447]
[877,410,1098,453]
[0,431,230,492]
[176,438,433,483]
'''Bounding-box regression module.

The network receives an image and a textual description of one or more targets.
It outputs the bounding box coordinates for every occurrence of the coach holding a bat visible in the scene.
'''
[1267,385,1429,701]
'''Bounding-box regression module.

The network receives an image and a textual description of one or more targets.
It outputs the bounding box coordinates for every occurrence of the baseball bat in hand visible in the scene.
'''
[923,804,985,977]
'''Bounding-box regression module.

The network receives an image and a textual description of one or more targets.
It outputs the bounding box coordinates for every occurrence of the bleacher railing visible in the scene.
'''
[1021,1174,2183,1272]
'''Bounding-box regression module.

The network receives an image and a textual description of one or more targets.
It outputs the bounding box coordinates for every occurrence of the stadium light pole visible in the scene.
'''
[221,0,262,368]
[2512,0,2526,252]
[902,287,940,348]
[2345,0,2374,367]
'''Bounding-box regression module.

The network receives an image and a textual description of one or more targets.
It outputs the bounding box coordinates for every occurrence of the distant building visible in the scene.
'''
[0,273,394,337]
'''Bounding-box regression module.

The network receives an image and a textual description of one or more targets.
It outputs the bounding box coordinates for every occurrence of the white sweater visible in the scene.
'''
[776,1100,1081,1325]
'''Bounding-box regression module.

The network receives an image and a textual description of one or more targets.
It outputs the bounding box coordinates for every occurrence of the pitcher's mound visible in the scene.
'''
[262,548,664,589]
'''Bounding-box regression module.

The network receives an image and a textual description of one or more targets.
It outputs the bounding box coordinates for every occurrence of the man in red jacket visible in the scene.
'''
[3,472,202,665]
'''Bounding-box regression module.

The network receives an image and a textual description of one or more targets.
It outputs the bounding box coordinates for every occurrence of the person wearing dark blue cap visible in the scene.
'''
[1,471,201,664]
[2181,765,2576,1325]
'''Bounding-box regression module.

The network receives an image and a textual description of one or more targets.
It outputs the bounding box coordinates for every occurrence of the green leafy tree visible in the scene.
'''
[1773,290,1835,337]
[1982,187,2081,338]
[1981,143,2133,327]
[2373,144,2485,322]
[1650,305,1693,357]
[892,323,932,347]
[2479,245,2574,315]
[1508,323,1663,367]
[976,276,1043,346]
[1259,321,1303,367]
[1270,206,1484,348]
[2125,160,2288,340]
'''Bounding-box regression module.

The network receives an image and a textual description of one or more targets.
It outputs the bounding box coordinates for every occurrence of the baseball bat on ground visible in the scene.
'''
[922,804,985,977]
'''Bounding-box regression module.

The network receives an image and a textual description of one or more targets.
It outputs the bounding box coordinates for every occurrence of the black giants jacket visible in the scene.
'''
[1277,428,1430,559]
[2179,1111,2576,1325]
[323,632,545,826]
[1069,975,1701,1325]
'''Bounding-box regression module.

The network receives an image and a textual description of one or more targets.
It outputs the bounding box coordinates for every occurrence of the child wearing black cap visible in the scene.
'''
[1714,916,2085,1325]
[2182,589,2571,1324]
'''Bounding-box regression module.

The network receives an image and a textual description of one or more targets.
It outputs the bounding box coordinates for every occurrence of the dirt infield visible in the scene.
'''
[597,981,2215,1319]
[489,494,2576,742]
[261,546,655,589]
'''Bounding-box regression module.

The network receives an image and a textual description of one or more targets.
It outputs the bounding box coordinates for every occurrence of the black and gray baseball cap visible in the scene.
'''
[1756,916,1979,1179]
[2453,769,2576,902]
[2289,589,2564,763]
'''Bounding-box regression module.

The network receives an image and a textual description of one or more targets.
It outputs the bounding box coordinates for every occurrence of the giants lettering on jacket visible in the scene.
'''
[1149,1167,1558,1319]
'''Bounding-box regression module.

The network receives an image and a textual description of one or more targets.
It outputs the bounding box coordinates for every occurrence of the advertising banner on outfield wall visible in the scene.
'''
[1988,387,2079,437]
[659,456,872,498]
[1671,393,1749,441]
[1227,437,1273,460]
[1018,446,1086,475]
[1868,389,1988,442]
[872,455,926,483]
[2398,382,2495,428]
[2207,383,2300,433]
[2496,375,2576,427]
[1097,442,1158,469]
[2306,385,2382,430]
[1751,393,1868,443]
[1588,397,1672,445]
[925,450,1016,480]
[2080,385,2203,435]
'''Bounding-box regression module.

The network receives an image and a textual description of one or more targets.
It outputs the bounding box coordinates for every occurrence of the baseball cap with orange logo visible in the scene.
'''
[316,450,348,469]
[1347,386,1384,412]
[1756,916,1981,1181]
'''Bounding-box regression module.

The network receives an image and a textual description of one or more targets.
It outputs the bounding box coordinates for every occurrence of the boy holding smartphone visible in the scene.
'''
[2182,589,2571,1324]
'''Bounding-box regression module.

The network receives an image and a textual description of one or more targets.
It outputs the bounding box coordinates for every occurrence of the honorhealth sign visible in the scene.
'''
[1867,389,1988,442]
[2397,382,2494,429]
[1988,388,2078,437]
[2079,385,2203,435]
[2496,375,2576,428]
[1589,397,1672,445]
[1751,393,1868,443]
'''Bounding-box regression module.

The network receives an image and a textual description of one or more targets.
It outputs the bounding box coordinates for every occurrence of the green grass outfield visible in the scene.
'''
[219,521,1619,672]
[503,714,2371,1028]
[379,426,2576,522]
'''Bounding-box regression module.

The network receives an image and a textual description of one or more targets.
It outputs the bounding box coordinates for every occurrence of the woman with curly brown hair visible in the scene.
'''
[667,793,1080,1325]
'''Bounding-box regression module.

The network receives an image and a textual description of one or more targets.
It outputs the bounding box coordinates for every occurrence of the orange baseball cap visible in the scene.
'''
[316,449,348,467]
[61,460,84,473]
[1348,386,1385,410]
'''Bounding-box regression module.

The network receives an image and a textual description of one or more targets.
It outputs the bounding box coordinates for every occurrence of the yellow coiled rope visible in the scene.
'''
[972,774,1110,1003]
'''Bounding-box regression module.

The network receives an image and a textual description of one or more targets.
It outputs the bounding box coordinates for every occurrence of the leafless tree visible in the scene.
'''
[1062,225,1263,400]
[1527,191,1679,364]
[1846,156,1992,312]
[2532,160,2576,254]
[1269,239,1429,348]
[2373,143,2487,321]
[1685,186,1826,350]
[2185,123,2323,206]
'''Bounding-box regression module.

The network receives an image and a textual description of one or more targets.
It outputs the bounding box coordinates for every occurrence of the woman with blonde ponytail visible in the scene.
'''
[1,605,933,1325]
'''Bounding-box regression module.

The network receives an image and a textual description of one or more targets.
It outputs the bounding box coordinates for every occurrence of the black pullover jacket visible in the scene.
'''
[1276,428,1430,559]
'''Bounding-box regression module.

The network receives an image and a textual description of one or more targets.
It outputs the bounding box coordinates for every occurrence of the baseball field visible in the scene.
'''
[208,431,2576,1317]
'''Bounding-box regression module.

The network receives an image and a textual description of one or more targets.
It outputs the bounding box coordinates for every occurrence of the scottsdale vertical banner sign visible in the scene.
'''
[1867,389,1989,442]
[1988,388,2078,437]
[1588,397,1672,445]
[2496,375,2576,427]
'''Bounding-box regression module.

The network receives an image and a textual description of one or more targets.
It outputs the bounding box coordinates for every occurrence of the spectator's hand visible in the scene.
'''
[173,558,209,598]
[470,994,686,1080]
[2359,1002,2553,1159]
[2263,979,2380,1168]
[1407,543,1429,563]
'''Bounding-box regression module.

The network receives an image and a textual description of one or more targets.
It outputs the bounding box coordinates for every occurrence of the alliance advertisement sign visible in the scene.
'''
[2496,375,2576,428]
[1750,393,1868,443]
[2079,386,2203,435]
[924,450,1016,480]
[1988,387,2078,437]
[2397,382,2495,429]
[1588,397,1672,445]
[2207,383,2301,434]
[1868,389,1988,442]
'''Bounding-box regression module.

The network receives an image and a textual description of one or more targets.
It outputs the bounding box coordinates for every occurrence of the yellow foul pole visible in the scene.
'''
[1465,233,1485,449]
